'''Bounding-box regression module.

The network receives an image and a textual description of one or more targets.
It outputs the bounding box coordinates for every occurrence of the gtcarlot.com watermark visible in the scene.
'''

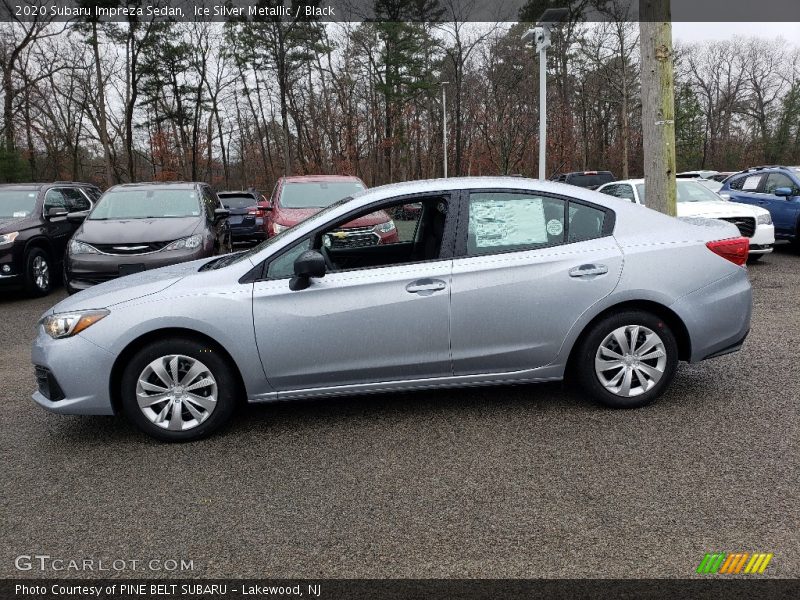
[14,554,195,572]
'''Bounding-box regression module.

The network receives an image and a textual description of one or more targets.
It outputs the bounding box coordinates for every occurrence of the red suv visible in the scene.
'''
[267,175,398,245]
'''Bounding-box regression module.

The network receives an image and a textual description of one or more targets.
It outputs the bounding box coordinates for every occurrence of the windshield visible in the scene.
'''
[566,173,615,188]
[203,195,355,270]
[0,189,38,218]
[279,181,365,209]
[219,194,257,209]
[89,189,201,220]
[635,181,723,205]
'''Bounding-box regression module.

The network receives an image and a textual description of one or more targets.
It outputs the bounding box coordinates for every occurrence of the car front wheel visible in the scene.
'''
[574,311,678,408]
[120,338,237,441]
[24,248,52,296]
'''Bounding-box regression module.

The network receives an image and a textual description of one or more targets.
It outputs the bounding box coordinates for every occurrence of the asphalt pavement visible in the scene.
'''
[1,246,797,579]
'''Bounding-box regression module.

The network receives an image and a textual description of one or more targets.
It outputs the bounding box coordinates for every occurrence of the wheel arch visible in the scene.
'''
[23,236,55,260]
[109,327,247,415]
[565,299,692,373]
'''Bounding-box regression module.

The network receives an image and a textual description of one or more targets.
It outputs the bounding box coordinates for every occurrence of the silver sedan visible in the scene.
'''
[32,177,752,441]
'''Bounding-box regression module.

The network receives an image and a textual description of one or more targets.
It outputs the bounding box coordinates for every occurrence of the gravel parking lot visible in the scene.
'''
[1,246,797,579]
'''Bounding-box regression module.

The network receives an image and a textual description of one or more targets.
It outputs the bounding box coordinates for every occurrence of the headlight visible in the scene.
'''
[756,213,772,225]
[0,231,19,247]
[273,223,289,234]
[41,309,109,339]
[162,234,202,251]
[69,239,99,255]
[374,220,396,234]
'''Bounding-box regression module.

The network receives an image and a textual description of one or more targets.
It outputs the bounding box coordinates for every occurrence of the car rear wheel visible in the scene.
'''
[120,338,237,441]
[24,248,52,297]
[574,311,678,408]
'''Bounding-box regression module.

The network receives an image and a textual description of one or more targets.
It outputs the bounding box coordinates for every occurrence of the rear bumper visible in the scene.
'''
[670,269,752,363]
[749,224,774,253]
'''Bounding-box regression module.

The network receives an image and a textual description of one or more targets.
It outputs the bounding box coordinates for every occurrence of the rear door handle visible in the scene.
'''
[406,278,447,295]
[569,264,608,278]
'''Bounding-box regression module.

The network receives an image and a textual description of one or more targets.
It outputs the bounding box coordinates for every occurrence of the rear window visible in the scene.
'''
[219,194,257,209]
[565,173,615,188]
[279,181,365,209]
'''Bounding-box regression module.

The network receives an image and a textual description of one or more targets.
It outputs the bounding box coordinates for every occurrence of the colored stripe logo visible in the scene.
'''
[696,553,773,574]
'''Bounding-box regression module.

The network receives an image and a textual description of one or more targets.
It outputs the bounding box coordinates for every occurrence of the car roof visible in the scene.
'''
[107,182,200,191]
[0,182,97,189]
[281,175,364,183]
[218,190,257,195]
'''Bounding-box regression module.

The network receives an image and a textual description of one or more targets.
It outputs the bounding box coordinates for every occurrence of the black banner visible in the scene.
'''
[3,579,800,600]
[2,0,800,23]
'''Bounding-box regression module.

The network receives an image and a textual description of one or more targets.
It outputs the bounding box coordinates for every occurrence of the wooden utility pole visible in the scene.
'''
[639,0,676,216]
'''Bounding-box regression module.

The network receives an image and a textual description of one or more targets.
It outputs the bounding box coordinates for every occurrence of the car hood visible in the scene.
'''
[274,207,391,228]
[0,215,38,233]
[677,201,765,218]
[43,258,212,315]
[77,217,201,244]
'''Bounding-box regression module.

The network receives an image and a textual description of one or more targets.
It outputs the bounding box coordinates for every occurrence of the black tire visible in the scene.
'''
[24,248,52,297]
[572,310,679,409]
[120,338,237,442]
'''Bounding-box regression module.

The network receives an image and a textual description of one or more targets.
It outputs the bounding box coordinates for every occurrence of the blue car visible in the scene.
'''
[720,166,800,246]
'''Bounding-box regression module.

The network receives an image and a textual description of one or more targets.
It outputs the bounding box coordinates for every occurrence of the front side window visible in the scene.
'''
[467,192,566,255]
[89,189,201,220]
[43,189,66,213]
[764,173,796,194]
[267,239,312,279]
[61,188,91,212]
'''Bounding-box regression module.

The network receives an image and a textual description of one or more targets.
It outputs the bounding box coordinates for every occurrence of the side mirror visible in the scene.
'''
[214,208,230,221]
[773,187,793,197]
[289,250,326,291]
[46,207,68,219]
[66,210,89,223]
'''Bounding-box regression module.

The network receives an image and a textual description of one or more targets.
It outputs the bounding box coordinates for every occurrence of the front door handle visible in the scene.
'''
[406,278,447,295]
[569,264,608,278]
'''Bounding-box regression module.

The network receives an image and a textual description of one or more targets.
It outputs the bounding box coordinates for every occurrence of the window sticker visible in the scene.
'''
[470,197,548,248]
[13,211,28,217]
[742,176,761,191]
[546,219,563,236]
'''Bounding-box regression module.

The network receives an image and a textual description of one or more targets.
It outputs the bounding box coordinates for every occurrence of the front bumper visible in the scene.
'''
[31,326,116,415]
[749,223,775,254]
[66,246,208,292]
[0,245,23,286]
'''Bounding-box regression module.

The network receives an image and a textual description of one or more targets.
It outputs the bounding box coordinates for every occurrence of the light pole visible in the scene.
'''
[441,81,449,178]
[522,8,568,180]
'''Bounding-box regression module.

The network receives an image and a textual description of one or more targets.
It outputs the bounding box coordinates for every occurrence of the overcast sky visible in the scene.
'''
[672,22,800,43]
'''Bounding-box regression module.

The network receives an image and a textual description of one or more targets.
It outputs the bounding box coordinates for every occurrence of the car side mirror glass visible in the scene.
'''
[773,186,793,197]
[214,208,230,220]
[290,250,326,291]
[66,210,89,223]
[46,207,68,219]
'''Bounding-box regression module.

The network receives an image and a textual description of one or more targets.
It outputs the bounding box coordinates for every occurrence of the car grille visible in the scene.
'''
[326,226,380,249]
[718,217,755,238]
[34,366,65,401]
[91,242,171,255]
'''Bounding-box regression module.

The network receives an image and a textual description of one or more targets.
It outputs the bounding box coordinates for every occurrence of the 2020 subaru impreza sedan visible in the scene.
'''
[32,177,753,441]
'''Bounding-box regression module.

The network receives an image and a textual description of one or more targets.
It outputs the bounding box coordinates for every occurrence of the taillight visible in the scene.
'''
[247,206,263,216]
[706,237,749,266]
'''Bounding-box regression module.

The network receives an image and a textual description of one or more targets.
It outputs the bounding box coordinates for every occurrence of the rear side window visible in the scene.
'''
[568,204,606,242]
[735,174,763,191]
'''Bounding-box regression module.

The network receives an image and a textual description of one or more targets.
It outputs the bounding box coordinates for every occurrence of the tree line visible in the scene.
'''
[2,0,800,193]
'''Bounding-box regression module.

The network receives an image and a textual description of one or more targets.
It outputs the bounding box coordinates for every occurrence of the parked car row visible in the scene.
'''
[2,176,370,298]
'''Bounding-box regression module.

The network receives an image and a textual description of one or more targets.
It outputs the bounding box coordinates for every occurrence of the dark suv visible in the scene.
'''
[64,182,231,293]
[0,182,101,296]
[720,166,800,246]
[551,171,616,190]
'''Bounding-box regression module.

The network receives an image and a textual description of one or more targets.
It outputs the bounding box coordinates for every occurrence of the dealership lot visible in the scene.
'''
[1,246,797,578]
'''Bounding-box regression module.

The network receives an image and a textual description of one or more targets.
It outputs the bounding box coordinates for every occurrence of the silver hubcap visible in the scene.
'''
[595,325,667,397]
[136,355,217,431]
[32,256,49,290]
